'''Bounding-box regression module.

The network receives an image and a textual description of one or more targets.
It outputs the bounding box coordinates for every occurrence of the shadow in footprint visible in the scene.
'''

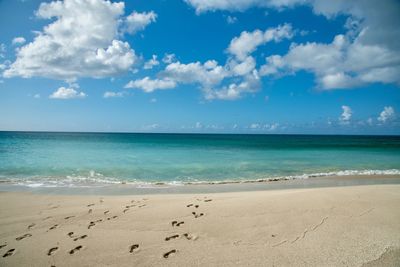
[3,249,15,258]
[163,249,176,258]
[165,234,179,241]
[69,245,83,255]
[186,204,193,207]
[27,223,35,230]
[192,212,204,218]
[64,216,75,220]
[104,210,109,215]
[88,222,95,229]
[87,204,95,207]
[47,247,58,256]
[0,244,6,249]
[48,224,58,231]
[172,221,184,227]
[73,235,88,241]
[68,232,74,238]
[129,244,139,253]
[16,233,32,241]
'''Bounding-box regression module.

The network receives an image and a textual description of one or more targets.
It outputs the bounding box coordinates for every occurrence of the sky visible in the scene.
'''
[0,0,399,134]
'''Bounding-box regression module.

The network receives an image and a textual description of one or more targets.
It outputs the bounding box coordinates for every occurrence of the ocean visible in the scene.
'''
[0,131,399,188]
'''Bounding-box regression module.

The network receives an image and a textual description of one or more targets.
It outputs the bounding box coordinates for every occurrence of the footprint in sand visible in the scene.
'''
[186,204,193,207]
[129,244,139,253]
[73,235,87,241]
[0,244,6,249]
[104,210,109,215]
[2,248,15,258]
[165,234,179,241]
[48,224,58,231]
[195,205,199,208]
[163,249,177,258]
[192,212,204,218]
[27,223,36,229]
[123,208,129,213]
[16,233,32,241]
[88,222,95,229]
[138,204,146,208]
[87,204,95,207]
[43,216,52,221]
[68,232,75,238]
[171,221,184,227]
[204,199,212,202]
[88,209,93,214]
[64,216,75,220]
[183,233,197,240]
[47,247,58,256]
[69,245,83,255]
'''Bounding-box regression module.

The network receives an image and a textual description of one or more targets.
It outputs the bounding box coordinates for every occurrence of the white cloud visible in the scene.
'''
[205,70,260,100]
[49,87,86,99]
[12,37,26,45]
[144,55,160,69]
[339,105,352,124]
[377,106,395,123]
[195,122,203,129]
[124,11,157,34]
[162,53,176,64]
[125,77,177,92]
[226,15,237,24]
[162,60,228,88]
[227,23,293,60]
[33,94,40,99]
[3,0,158,80]
[103,91,125,98]
[150,98,157,103]
[187,0,400,90]
[0,43,6,58]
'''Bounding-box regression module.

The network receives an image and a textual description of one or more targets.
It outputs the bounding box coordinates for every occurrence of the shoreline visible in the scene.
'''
[1,174,400,195]
[0,184,399,266]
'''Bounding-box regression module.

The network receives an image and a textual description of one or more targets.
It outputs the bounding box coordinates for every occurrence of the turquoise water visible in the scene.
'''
[0,132,400,187]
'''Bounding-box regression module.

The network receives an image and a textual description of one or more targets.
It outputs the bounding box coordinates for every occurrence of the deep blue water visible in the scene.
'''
[0,131,399,187]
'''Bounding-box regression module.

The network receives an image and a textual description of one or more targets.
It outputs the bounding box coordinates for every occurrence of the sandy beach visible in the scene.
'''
[0,182,399,266]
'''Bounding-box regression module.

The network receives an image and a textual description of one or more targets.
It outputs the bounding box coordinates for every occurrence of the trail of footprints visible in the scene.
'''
[0,197,213,261]
[161,197,213,259]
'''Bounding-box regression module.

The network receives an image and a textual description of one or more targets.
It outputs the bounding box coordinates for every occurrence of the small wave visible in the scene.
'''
[1,169,399,188]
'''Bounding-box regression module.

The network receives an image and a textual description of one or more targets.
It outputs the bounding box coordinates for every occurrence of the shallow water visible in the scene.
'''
[0,131,399,188]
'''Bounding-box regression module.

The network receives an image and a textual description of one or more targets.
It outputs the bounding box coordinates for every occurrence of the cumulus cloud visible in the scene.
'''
[103,91,125,98]
[144,55,160,69]
[12,37,26,45]
[162,53,176,64]
[49,87,86,99]
[4,0,156,81]
[125,77,177,92]
[139,24,290,100]
[186,0,400,90]
[124,11,157,34]
[377,106,395,123]
[339,105,352,124]
[228,23,293,60]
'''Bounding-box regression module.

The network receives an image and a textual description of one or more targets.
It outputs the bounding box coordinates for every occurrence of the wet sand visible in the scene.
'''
[0,183,399,266]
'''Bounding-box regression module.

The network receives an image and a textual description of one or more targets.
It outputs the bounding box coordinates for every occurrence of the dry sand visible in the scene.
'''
[0,184,399,266]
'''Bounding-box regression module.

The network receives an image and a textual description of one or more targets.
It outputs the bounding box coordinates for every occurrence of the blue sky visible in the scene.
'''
[0,0,399,134]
